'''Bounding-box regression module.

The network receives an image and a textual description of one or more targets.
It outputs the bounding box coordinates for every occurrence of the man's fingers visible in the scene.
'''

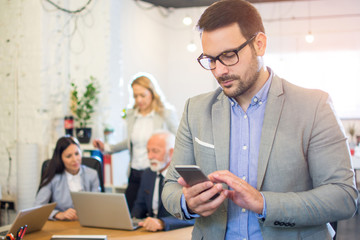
[177,177,187,186]
[142,218,162,232]
[188,189,227,216]
[211,172,245,191]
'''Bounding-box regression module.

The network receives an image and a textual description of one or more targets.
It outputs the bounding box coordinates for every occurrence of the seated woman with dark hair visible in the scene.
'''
[34,136,100,220]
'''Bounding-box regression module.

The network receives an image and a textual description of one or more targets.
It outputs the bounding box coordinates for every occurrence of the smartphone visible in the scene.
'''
[175,165,211,186]
[175,165,220,200]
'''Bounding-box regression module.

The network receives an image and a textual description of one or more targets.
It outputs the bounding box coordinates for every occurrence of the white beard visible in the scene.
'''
[149,159,167,172]
[149,153,170,172]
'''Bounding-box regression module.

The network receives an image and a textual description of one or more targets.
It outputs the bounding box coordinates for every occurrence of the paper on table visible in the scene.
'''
[51,235,107,240]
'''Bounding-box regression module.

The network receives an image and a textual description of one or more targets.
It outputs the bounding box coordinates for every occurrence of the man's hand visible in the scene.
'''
[92,139,104,152]
[178,177,226,217]
[209,170,264,214]
[54,208,78,221]
[138,217,164,232]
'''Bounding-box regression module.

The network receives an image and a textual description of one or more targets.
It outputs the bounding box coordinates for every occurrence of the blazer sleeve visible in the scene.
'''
[107,110,134,153]
[108,139,128,153]
[34,183,52,207]
[34,175,66,220]
[162,99,196,220]
[160,215,195,231]
[261,90,358,227]
[34,181,60,219]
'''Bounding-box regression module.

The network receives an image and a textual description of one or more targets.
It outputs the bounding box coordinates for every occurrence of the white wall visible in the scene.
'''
[0,0,360,211]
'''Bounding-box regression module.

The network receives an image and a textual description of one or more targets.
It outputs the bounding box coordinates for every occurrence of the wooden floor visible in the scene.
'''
[336,212,360,240]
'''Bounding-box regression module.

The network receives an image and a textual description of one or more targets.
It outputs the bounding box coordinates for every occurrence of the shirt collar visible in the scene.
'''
[158,168,168,178]
[134,109,155,117]
[65,166,82,179]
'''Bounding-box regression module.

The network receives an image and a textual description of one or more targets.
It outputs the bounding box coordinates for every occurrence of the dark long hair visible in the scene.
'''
[196,0,265,40]
[38,136,81,190]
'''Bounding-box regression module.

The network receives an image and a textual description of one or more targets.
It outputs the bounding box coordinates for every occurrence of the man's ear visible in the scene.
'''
[254,32,267,56]
[169,148,174,158]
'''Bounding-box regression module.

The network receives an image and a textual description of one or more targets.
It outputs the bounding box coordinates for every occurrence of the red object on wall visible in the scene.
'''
[64,116,74,136]
[103,154,112,185]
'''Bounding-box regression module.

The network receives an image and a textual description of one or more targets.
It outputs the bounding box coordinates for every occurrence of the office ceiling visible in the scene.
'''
[139,0,306,9]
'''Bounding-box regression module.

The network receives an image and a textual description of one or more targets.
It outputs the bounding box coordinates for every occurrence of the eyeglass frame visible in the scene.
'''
[197,33,257,70]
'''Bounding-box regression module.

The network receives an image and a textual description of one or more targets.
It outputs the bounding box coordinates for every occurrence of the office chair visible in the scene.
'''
[41,157,105,192]
[330,221,337,240]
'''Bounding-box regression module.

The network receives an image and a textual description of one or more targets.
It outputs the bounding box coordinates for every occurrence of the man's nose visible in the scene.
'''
[213,59,229,76]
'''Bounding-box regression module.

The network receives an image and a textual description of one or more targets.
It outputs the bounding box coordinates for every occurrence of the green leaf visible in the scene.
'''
[70,76,100,128]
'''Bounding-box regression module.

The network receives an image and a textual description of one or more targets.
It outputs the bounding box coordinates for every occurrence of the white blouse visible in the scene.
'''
[130,110,154,170]
[65,168,83,192]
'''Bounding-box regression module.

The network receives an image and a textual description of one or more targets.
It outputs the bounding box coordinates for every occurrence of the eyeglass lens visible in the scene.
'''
[198,34,256,70]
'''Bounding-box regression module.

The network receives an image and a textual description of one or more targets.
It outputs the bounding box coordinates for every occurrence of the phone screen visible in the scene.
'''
[175,165,220,200]
[175,165,210,186]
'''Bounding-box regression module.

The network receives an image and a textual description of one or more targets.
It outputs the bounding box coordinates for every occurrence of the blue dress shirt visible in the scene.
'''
[226,70,272,240]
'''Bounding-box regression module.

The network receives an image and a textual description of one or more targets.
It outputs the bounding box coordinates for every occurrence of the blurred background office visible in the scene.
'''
[0,1,359,235]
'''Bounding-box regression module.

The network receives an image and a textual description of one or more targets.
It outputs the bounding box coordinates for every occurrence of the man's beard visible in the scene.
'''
[217,51,260,98]
[149,153,170,172]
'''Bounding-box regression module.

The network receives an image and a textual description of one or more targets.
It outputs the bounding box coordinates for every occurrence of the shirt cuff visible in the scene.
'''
[181,194,200,219]
[256,192,267,220]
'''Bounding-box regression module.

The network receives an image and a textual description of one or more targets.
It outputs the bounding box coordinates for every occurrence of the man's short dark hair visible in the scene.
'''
[197,0,265,39]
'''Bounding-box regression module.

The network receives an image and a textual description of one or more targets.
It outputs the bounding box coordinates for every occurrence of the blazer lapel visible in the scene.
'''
[212,90,231,172]
[79,166,89,191]
[212,90,231,212]
[257,75,285,189]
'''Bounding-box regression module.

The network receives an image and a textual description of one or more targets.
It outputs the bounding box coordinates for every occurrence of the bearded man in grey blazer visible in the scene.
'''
[162,0,358,239]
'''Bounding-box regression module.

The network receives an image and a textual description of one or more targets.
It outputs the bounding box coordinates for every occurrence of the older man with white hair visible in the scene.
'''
[131,130,194,232]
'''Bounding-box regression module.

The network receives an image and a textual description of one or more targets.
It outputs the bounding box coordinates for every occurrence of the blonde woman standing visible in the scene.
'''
[93,73,178,211]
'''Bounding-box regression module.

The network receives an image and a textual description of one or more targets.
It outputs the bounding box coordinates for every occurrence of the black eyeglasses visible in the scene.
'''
[197,34,257,70]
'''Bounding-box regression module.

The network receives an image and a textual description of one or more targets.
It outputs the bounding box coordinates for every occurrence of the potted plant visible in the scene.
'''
[348,124,356,145]
[70,76,100,143]
[103,124,114,143]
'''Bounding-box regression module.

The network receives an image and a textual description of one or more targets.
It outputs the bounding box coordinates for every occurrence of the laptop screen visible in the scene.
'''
[70,192,139,231]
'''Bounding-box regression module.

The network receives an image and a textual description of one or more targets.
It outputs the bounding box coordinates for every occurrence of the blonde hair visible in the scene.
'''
[131,75,165,116]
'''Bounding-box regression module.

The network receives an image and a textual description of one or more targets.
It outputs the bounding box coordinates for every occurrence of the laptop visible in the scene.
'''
[70,192,141,230]
[0,202,56,237]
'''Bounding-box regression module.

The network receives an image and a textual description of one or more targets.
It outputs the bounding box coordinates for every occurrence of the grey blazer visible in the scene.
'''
[34,165,100,219]
[162,75,358,240]
[108,108,178,159]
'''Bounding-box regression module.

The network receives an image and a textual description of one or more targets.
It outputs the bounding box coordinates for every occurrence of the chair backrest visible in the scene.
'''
[41,157,105,192]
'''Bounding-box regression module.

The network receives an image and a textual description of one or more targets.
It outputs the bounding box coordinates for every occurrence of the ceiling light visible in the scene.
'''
[305,32,314,43]
[187,42,197,52]
[183,16,192,26]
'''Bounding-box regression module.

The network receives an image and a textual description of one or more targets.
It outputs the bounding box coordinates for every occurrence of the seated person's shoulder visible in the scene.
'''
[82,165,98,175]
[142,168,155,177]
